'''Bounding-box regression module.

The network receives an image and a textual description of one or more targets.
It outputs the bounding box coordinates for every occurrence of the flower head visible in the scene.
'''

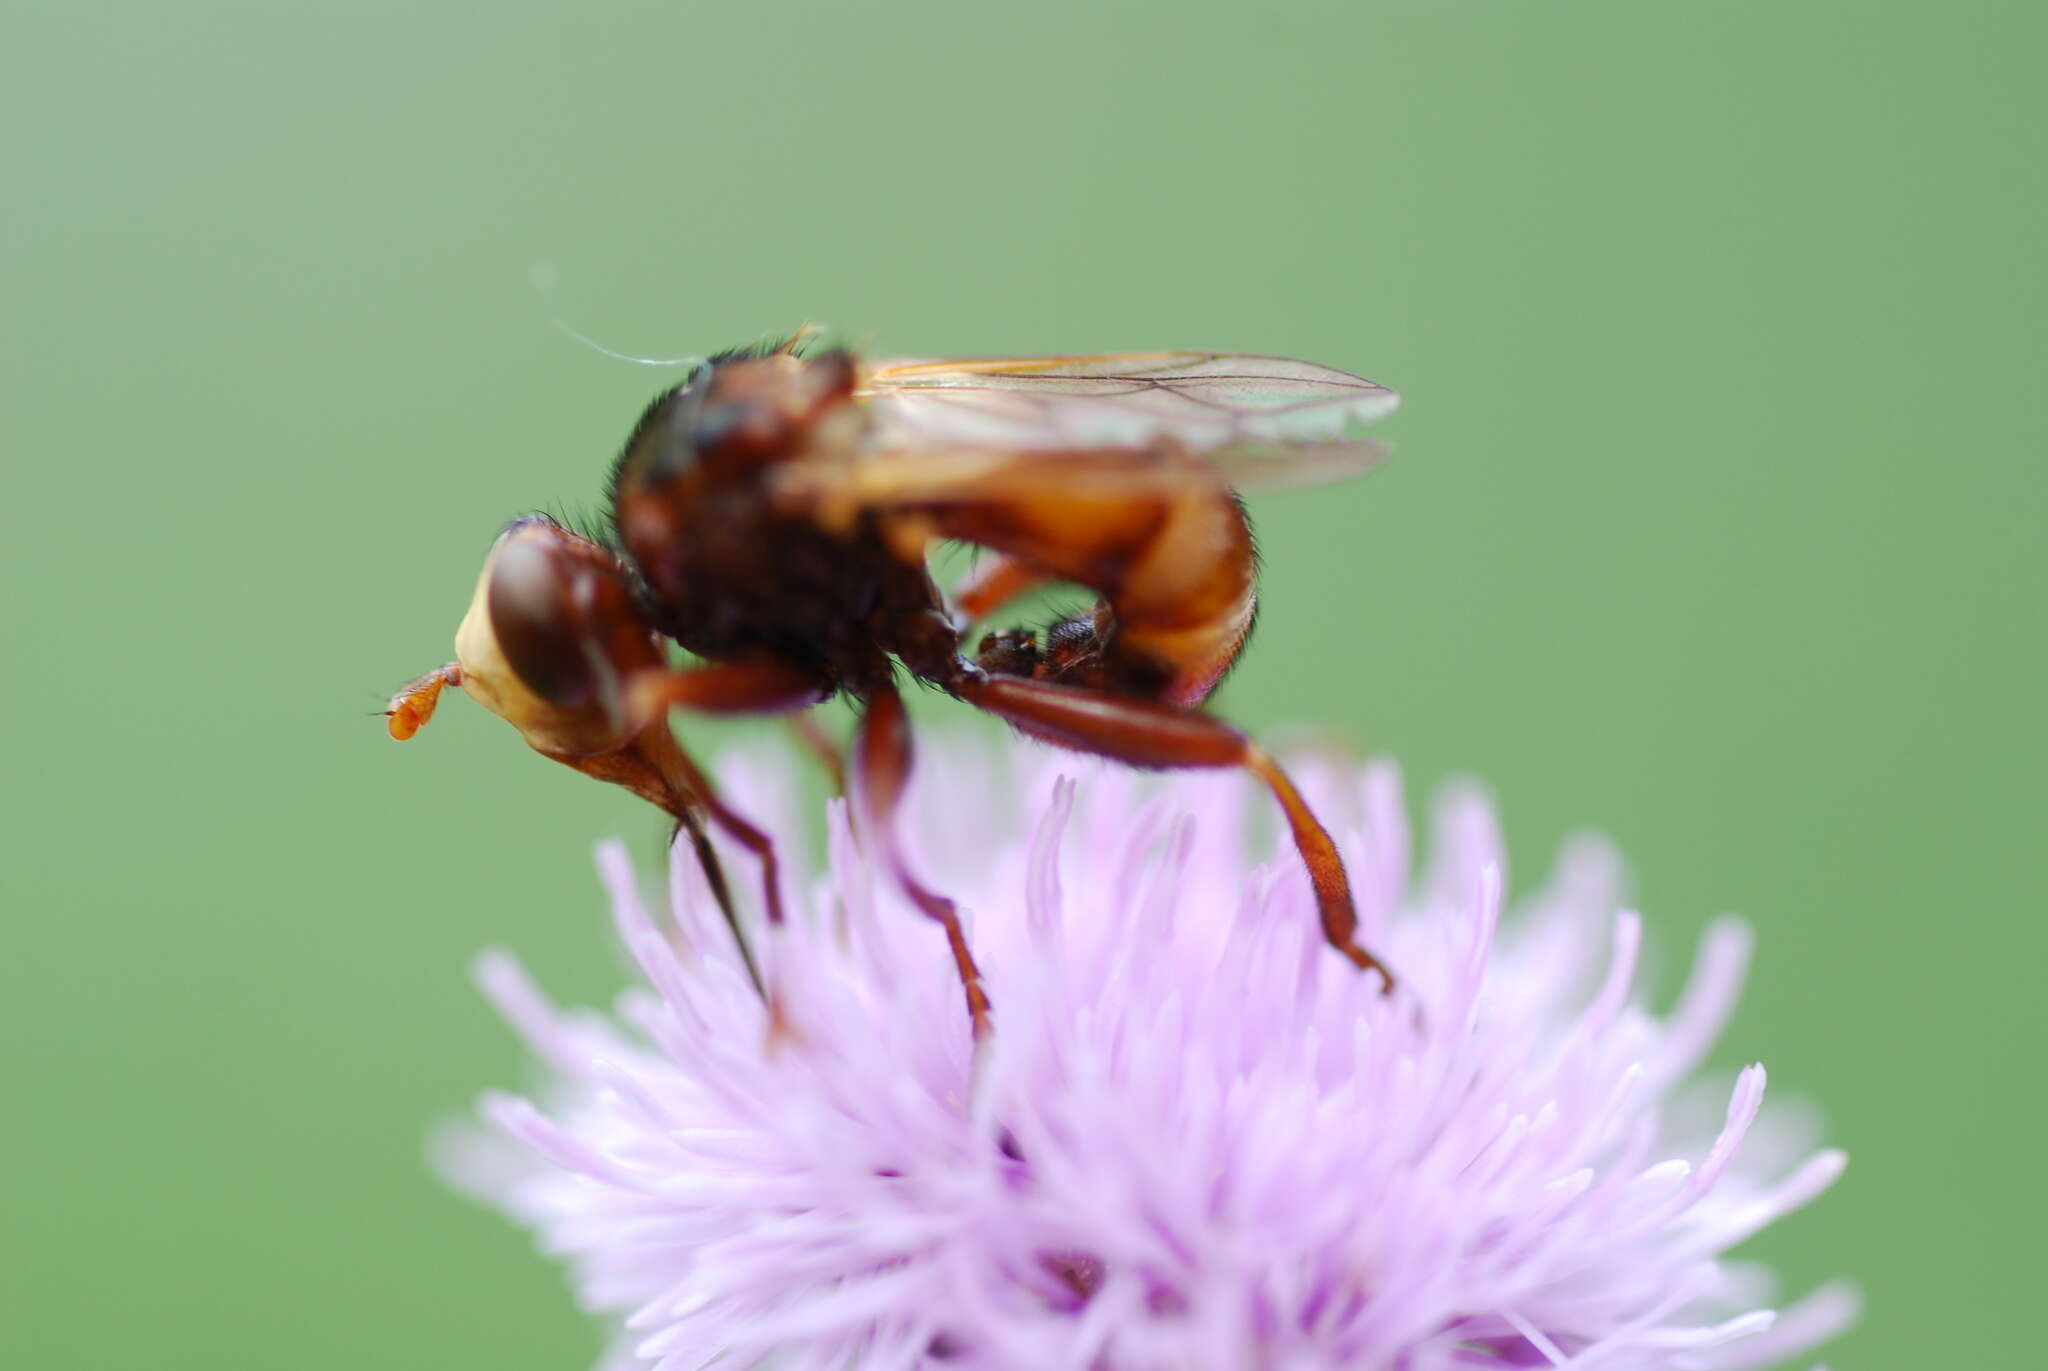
[443,740,1853,1371]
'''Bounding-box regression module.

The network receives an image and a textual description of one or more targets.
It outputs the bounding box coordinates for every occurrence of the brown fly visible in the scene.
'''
[388,339,1401,1036]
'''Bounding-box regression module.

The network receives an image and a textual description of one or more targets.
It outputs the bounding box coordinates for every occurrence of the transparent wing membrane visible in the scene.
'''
[857,351,1398,491]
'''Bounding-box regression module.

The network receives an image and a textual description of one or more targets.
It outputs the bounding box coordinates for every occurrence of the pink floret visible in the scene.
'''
[441,741,1853,1371]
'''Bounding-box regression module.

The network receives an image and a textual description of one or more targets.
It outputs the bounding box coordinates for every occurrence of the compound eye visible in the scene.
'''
[487,530,608,707]
[454,519,662,757]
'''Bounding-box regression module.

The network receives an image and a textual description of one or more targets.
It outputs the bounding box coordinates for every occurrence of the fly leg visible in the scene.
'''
[784,708,847,794]
[853,682,992,1040]
[382,662,769,978]
[949,554,1050,625]
[650,730,793,928]
[949,668,1394,993]
[632,657,836,934]
[546,732,767,996]
[631,657,833,721]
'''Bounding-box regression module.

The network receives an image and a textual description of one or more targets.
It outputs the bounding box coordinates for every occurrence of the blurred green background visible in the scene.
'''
[6,1,2042,1366]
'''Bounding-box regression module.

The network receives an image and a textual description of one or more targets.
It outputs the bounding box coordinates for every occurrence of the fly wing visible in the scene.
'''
[857,351,1398,493]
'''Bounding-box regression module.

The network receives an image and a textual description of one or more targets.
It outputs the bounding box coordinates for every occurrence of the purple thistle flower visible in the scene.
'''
[441,741,1854,1371]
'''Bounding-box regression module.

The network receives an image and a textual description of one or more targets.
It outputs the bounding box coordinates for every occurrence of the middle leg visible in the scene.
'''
[784,708,848,794]
[853,682,992,1040]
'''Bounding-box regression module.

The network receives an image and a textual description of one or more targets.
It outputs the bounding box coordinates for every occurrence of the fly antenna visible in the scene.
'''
[529,263,705,371]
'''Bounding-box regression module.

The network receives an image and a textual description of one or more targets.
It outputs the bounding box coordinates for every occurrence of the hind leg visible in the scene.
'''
[949,668,1394,992]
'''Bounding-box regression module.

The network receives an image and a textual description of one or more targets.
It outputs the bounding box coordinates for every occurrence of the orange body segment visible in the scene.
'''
[881,446,1258,705]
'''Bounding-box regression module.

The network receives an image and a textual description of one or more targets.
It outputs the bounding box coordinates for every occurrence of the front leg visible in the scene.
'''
[629,658,836,932]
[950,669,1394,993]
[385,520,823,998]
[551,733,766,997]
